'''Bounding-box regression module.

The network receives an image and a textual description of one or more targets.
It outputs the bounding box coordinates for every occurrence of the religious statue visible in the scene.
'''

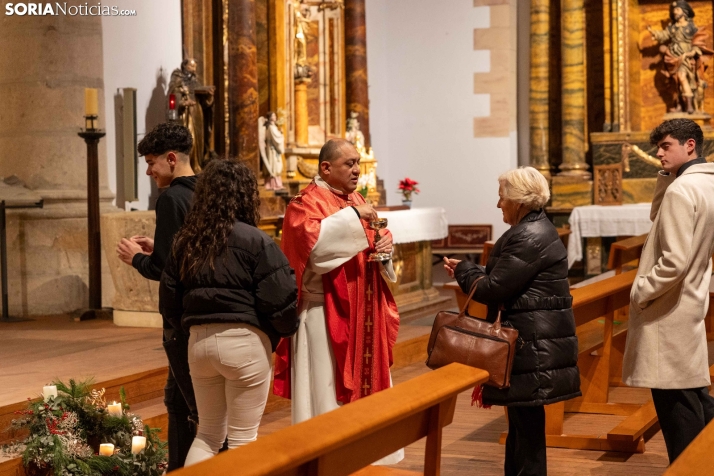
[292,0,313,80]
[258,111,285,191]
[647,1,713,115]
[292,0,343,80]
[346,111,379,205]
[167,58,216,171]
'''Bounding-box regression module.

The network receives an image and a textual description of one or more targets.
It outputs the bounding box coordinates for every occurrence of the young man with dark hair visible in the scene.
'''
[116,121,197,471]
[623,118,714,463]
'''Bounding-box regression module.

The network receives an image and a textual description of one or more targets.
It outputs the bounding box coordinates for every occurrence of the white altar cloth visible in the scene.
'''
[567,203,652,268]
[378,207,448,244]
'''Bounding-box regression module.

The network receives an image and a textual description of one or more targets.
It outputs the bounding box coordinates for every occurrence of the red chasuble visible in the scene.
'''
[273,181,400,404]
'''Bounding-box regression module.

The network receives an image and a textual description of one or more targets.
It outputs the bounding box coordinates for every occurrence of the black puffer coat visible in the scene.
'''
[160,221,299,351]
[455,210,581,407]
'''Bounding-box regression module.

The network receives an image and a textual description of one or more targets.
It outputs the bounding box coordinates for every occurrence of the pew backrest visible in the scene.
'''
[172,363,489,476]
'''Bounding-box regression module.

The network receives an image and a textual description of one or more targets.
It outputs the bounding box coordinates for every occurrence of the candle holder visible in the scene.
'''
[84,114,99,131]
[77,121,111,321]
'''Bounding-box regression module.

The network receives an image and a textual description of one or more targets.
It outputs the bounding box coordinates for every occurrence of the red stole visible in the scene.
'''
[273,181,400,404]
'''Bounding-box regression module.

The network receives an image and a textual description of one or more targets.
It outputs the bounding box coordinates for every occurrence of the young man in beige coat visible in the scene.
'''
[623,118,714,464]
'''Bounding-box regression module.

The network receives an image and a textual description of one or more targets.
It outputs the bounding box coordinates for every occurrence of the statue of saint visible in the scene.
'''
[168,58,216,171]
[647,1,713,114]
[258,111,285,191]
[292,0,313,80]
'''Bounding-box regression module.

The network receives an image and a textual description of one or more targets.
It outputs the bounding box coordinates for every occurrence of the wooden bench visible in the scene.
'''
[607,233,647,274]
[172,363,489,476]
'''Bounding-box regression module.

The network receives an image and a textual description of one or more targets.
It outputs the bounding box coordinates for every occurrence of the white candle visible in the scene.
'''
[99,443,114,456]
[107,402,122,417]
[43,385,57,402]
[131,436,146,454]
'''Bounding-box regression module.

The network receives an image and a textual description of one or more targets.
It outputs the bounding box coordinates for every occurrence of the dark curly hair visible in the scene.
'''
[137,122,193,157]
[650,118,703,156]
[172,158,261,280]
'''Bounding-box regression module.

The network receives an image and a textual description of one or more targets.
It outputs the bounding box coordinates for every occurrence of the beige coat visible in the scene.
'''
[623,163,714,389]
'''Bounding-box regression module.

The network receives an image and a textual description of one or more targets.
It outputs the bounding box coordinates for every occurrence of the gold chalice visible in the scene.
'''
[368,218,391,262]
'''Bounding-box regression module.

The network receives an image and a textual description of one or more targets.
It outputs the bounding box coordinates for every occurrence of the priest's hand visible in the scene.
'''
[130,235,154,254]
[353,203,378,222]
[443,257,461,279]
[117,238,145,266]
[375,229,393,254]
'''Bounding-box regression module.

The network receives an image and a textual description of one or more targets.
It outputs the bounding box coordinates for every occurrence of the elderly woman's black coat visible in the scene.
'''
[455,210,581,407]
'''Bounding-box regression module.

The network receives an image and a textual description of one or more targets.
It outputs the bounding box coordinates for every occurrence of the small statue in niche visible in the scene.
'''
[647,1,713,114]
[292,0,314,80]
[167,58,216,171]
[291,0,343,80]
[258,111,285,191]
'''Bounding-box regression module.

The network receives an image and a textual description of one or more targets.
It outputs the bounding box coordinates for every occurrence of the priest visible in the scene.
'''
[274,140,401,463]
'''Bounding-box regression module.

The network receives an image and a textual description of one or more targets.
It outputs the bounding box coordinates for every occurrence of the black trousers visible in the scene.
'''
[505,405,547,476]
[651,387,714,464]
[165,367,195,472]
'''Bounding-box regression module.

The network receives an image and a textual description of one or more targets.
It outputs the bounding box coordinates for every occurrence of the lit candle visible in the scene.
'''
[43,385,57,402]
[99,443,114,456]
[107,401,122,417]
[84,88,99,116]
[131,436,146,454]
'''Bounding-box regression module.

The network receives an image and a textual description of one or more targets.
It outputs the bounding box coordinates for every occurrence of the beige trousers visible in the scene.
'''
[184,323,273,466]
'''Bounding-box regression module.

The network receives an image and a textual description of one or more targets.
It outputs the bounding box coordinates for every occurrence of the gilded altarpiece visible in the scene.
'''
[542,0,714,209]
[589,0,714,206]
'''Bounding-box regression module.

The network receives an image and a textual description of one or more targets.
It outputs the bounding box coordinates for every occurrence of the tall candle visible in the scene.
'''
[107,401,122,417]
[84,88,98,116]
[131,436,146,454]
[43,385,57,402]
[99,443,114,456]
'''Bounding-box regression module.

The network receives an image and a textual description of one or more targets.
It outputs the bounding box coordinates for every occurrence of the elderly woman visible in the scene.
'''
[444,166,580,476]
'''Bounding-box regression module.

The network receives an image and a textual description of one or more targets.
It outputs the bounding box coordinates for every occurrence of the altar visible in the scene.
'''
[567,203,652,274]
[379,207,450,321]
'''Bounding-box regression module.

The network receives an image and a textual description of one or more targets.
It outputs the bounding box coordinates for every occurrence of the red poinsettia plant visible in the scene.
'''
[398,177,420,201]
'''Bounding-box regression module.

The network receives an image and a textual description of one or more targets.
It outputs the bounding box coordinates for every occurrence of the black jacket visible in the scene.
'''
[132,176,197,282]
[160,221,299,351]
[455,210,581,407]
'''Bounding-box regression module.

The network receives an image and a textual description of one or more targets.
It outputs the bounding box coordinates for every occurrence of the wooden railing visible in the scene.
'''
[172,363,489,476]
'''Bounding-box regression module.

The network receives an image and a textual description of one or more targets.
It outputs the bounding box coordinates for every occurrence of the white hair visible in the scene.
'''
[498,166,550,210]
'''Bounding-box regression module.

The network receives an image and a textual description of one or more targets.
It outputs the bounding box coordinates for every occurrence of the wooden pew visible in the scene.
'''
[172,363,489,476]
[607,233,647,274]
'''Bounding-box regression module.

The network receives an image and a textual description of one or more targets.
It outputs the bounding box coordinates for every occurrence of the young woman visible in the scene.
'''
[160,159,298,466]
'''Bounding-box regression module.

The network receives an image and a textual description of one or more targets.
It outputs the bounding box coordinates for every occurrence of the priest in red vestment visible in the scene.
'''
[274,140,401,463]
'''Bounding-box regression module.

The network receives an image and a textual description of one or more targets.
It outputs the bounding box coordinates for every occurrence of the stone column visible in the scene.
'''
[0,6,116,316]
[294,80,310,146]
[559,0,591,178]
[228,0,260,173]
[529,0,550,179]
[344,0,370,147]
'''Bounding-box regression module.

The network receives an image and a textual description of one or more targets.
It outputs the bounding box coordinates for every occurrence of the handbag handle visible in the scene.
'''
[459,275,504,332]
[458,275,486,317]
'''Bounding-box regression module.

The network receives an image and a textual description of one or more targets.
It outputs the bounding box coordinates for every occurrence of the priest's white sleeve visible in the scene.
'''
[308,207,369,274]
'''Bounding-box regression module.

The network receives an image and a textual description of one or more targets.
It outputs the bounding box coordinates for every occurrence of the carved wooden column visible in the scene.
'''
[559,0,591,178]
[228,0,260,172]
[344,0,370,147]
[529,0,550,179]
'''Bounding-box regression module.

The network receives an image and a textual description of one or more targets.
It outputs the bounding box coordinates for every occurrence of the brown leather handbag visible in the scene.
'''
[426,277,518,389]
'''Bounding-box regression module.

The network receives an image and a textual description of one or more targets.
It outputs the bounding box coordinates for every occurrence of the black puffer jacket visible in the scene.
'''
[455,210,581,407]
[160,221,299,351]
